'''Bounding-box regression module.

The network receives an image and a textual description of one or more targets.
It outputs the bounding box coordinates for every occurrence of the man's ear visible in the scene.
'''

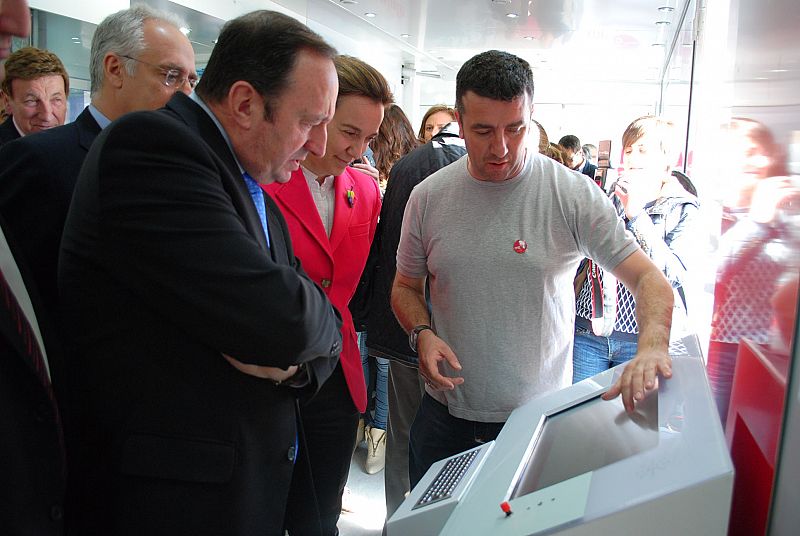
[226,81,260,130]
[104,53,125,89]
[455,109,465,140]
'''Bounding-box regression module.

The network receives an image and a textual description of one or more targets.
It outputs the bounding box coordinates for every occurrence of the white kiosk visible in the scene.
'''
[387,351,733,536]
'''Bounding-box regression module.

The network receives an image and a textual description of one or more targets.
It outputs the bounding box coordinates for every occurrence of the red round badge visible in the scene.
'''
[513,239,527,254]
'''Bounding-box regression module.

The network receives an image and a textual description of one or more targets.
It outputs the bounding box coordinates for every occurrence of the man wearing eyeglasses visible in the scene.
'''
[0,4,196,323]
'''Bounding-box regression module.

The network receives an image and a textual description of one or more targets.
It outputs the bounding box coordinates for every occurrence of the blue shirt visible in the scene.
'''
[189,93,270,247]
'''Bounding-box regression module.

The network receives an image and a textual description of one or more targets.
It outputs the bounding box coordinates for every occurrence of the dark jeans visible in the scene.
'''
[408,393,504,489]
[286,363,358,536]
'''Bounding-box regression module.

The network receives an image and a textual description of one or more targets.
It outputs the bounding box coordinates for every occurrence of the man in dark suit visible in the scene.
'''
[0,46,69,146]
[59,10,342,536]
[0,5,196,320]
[0,2,67,534]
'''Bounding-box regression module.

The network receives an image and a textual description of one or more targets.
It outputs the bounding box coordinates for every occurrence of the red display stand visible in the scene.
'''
[725,339,789,536]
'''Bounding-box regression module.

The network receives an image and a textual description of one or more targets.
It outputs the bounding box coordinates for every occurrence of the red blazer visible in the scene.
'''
[264,167,381,412]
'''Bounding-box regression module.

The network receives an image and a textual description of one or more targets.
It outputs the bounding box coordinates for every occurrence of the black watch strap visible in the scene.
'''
[409,324,433,352]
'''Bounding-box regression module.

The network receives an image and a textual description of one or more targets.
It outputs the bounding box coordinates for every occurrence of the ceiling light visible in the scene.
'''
[655,20,671,26]
[658,6,675,12]
[506,13,519,18]
[364,12,376,18]
[179,27,191,35]
[339,0,358,4]
[400,33,410,38]
[769,68,789,73]
[523,36,535,40]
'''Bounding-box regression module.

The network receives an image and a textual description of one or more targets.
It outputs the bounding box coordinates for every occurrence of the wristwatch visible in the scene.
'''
[409,324,433,352]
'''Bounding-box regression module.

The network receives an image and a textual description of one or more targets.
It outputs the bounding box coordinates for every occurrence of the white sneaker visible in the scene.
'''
[365,426,386,474]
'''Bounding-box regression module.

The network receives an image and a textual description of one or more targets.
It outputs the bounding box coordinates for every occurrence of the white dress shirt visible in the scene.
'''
[302,166,336,237]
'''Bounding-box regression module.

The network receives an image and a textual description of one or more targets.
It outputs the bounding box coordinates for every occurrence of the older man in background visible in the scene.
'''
[0,2,73,535]
[0,46,68,144]
[0,4,196,322]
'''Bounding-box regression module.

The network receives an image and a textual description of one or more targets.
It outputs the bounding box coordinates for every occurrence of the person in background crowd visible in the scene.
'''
[391,50,675,487]
[559,133,597,179]
[351,103,418,477]
[583,142,598,166]
[0,1,69,534]
[0,46,68,145]
[364,118,466,521]
[264,54,389,534]
[573,116,699,383]
[532,119,566,165]
[370,103,418,192]
[707,117,800,427]
[417,103,456,144]
[59,10,343,534]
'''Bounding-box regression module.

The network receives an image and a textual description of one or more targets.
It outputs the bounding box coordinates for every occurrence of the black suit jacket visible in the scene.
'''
[0,107,101,320]
[0,215,66,535]
[578,160,598,182]
[0,117,21,146]
[58,93,342,536]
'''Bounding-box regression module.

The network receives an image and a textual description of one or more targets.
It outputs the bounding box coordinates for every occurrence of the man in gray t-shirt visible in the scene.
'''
[391,50,676,487]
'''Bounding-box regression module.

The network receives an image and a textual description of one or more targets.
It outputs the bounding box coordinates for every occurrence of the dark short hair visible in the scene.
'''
[196,10,336,120]
[558,134,581,152]
[455,50,534,115]
[1,47,69,97]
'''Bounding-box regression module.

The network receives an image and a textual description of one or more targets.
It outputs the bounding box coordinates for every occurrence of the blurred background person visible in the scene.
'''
[0,46,68,145]
[351,102,417,476]
[370,103,418,193]
[417,103,455,144]
[364,118,466,524]
[707,117,800,426]
[573,116,699,383]
[559,133,597,179]
[583,142,598,166]
[533,119,567,165]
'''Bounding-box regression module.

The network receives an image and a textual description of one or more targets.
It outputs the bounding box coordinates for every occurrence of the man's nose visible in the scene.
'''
[177,78,193,96]
[37,98,53,117]
[306,123,328,158]
[490,131,508,156]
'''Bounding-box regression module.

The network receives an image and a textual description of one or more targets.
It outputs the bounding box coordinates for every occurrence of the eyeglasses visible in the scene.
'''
[121,55,198,90]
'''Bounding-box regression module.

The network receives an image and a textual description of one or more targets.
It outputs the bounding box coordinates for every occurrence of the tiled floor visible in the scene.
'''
[338,440,387,536]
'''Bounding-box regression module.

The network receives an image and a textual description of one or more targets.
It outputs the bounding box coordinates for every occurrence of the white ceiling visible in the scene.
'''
[291,0,693,85]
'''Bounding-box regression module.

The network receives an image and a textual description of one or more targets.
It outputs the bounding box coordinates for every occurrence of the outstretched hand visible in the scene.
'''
[602,347,672,412]
[417,331,464,391]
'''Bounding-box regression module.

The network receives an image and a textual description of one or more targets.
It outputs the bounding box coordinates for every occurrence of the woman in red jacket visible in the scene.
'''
[263,54,391,535]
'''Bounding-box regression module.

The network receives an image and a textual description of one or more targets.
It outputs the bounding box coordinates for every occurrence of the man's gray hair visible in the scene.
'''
[89,4,186,95]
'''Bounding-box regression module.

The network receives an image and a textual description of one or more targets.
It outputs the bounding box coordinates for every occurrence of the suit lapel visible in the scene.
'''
[329,169,355,254]
[273,169,332,258]
[165,93,269,253]
[74,107,102,152]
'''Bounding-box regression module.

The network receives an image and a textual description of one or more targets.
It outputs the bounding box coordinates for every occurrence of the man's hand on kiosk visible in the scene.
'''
[418,331,464,391]
[602,348,672,413]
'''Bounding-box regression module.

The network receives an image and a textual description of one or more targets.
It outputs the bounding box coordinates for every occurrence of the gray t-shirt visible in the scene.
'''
[396,152,638,422]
